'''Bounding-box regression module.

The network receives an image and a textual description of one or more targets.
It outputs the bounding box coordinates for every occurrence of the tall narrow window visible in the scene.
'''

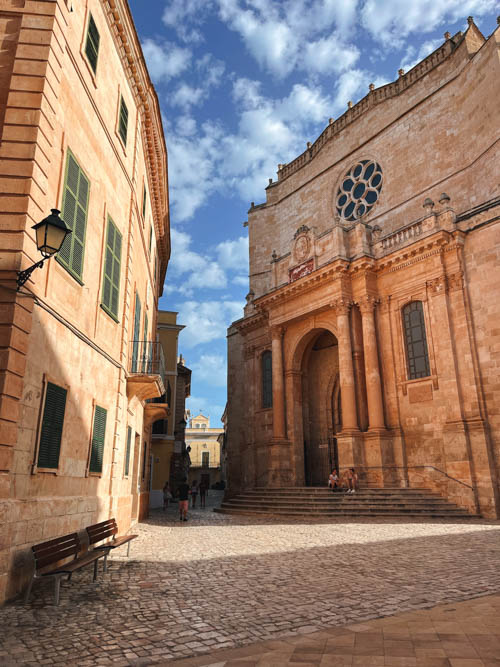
[124,426,132,477]
[118,96,128,145]
[142,185,147,218]
[85,14,100,73]
[154,252,158,286]
[58,150,89,281]
[141,441,148,479]
[403,301,431,380]
[148,224,153,256]
[262,350,273,409]
[131,292,141,372]
[90,405,107,473]
[101,217,122,320]
[37,382,67,469]
[202,451,209,468]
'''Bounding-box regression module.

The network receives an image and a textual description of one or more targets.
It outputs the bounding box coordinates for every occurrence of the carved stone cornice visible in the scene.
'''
[235,310,268,335]
[103,1,170,275]
[426,274,447,295]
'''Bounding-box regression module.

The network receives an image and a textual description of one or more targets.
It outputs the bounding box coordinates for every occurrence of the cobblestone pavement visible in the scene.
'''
[1,495,500,666]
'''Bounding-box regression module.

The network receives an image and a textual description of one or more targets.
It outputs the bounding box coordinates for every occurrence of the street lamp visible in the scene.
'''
[17,209,71,290]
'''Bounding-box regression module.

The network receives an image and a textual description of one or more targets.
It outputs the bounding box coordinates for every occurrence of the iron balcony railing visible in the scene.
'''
[129,340,165,383]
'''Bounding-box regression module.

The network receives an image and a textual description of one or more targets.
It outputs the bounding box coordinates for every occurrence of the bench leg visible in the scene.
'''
[103,552,108,573]
[93,558,99,582]
[127,541,131,557]
[24,575,34,604]
[54,576,62,606]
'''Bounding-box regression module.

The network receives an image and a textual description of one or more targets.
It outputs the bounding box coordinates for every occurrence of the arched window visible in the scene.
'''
[262,350,273,409]
[403,301,431,380]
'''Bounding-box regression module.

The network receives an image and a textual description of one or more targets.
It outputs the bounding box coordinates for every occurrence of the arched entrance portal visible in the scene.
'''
[301,330,341,486]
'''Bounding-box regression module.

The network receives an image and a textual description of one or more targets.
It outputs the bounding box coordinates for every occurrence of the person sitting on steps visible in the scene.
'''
[346,468,358,494]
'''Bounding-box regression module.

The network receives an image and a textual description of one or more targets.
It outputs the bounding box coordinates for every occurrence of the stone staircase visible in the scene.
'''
[214,487,481,519]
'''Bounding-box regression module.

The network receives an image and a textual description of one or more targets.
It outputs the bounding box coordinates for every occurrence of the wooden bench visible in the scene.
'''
[86,518,138,572]
[25,532,106,605]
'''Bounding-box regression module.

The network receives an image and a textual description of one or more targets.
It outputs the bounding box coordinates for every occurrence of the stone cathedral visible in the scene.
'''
[226,18,500,518]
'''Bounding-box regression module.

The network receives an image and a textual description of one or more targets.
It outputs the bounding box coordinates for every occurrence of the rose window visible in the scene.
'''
[335,160,383,221]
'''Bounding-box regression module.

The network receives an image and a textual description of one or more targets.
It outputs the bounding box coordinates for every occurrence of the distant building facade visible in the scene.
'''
[150,312,191,507]
[186,414,223,488]
[227,20,500,518]
[0,0,169,601]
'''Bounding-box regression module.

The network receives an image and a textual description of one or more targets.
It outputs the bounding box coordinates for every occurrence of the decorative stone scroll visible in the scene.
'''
[289,258,314,283]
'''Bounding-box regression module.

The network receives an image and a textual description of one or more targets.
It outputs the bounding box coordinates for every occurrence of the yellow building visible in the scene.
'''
[186,414,223,489]
[149,311,192,507]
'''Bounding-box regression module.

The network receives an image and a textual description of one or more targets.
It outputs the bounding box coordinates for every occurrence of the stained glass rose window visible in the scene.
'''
[335,160,383,221]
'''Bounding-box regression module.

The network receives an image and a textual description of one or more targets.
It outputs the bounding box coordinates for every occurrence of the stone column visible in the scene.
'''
[271,326,286,440]
[359,295,385,430]
[335,300,358,431]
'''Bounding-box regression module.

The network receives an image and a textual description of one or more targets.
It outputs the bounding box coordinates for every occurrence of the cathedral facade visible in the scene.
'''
[226,18,500,518]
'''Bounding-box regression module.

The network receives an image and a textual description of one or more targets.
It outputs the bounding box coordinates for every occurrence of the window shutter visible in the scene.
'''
[101,217,122,319]
[131,293,141,372]
[90,405,107,473]
[262,351,273,408]
[124,426,132,476]
[58,151,89,281]
[118,97,128,145]
[37,382,67,469]
[85,14,100,73]
[148,224,152,255]
[142,185,147,218]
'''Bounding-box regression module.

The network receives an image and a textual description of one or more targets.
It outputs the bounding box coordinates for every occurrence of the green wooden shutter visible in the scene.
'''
[85,14,100,73]
[124,426,132,476]
[142,185,147,218]
[90,405,107,473]
[148,224,152,255]
[131,293,141,372]
[101,217,122,319]
[37,382,67,469]
[118,97,128,145]
[58,150,89,282]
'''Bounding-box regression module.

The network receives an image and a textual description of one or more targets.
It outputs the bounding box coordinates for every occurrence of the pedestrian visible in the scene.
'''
[190,480,198,508]
[178,477,190,521]
[162,481,171,510]
[347,468,358,493]
[199,480,206,508]
[328,469,339,492]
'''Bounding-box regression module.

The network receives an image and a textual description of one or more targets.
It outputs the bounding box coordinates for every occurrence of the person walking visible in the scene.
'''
[178,477,190,521]
[162,481,171,510]
[190,480,198,508]
[199,480,207,508]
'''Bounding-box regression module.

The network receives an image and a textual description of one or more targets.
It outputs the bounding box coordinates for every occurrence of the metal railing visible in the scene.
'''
[129,340,165,382]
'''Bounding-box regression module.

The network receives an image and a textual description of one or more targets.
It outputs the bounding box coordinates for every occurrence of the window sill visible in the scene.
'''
[31,466,59,475]
[399,374,438,396]
[100,303,119,323]
[55,256,85,286]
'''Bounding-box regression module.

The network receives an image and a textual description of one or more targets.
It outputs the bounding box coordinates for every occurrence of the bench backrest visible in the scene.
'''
[86,518,118,546]
[32,533,80,572]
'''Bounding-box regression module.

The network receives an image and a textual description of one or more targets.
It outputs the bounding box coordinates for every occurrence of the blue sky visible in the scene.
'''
[128,0,498,427]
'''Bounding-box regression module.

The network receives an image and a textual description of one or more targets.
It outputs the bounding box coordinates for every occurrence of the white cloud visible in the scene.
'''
[361,0,497,47]
[162,0,213,42]
[166,228,227,294]
[171,83,206,110]
[176,300,244,348]
[190,354,227,387]
[233,275,249,286]
[185,395,225,426]
[142,39,191,83]
[216,236,249,271]
[218,0,360,78]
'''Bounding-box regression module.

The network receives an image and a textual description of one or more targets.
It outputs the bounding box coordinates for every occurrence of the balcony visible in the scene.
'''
[127,340,166,402]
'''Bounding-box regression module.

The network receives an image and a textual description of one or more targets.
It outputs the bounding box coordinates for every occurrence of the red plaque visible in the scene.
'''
[289,258,314,283]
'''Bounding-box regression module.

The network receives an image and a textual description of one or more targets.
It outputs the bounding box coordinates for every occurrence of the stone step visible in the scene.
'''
[219,486,479,519]
[215,507,479,519]
[221,502,466,514]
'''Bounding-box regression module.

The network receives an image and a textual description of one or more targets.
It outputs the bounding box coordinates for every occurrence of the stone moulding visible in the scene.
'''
[103,0,170,275]
[278,36,459,183]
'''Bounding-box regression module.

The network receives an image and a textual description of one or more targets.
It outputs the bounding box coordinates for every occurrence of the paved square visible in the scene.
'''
[1,498,499,665]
